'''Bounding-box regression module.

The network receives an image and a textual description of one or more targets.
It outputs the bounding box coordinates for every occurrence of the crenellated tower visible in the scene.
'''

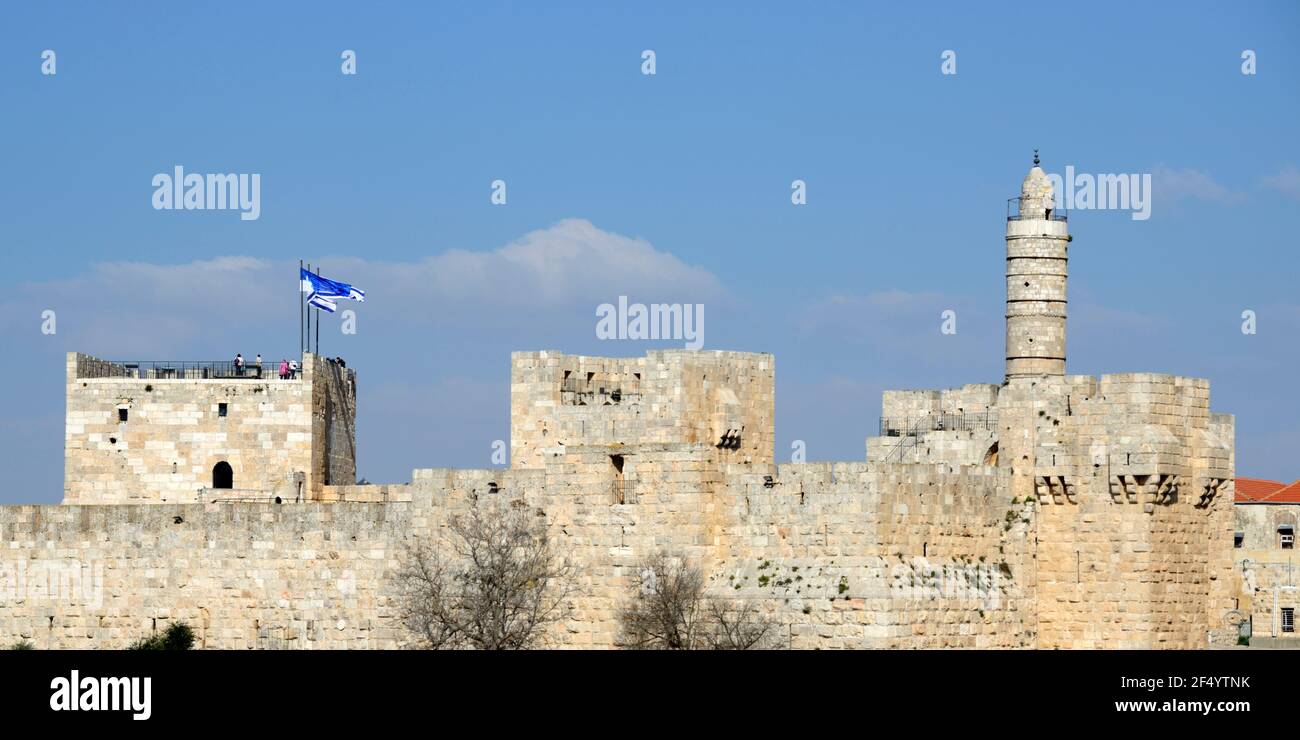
[1005,151,1070,382]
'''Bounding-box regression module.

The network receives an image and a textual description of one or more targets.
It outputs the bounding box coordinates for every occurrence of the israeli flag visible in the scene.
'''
[307,292,337,313]
[300,268,365,302]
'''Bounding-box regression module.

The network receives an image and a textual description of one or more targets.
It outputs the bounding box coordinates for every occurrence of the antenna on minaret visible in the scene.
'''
[1033,149,1040,167]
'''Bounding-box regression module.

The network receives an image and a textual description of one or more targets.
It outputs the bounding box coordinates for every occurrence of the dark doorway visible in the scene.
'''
[212,461,233,489]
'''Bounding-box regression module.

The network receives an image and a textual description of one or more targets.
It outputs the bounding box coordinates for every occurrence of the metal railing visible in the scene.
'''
[884,434,919,463]
[1007,197,1068,222]
[879,411,997,438]
[879,410,997,463]
[196,488,292,504]
[78,360,295,380]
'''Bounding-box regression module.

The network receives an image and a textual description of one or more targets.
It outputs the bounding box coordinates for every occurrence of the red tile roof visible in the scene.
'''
[1258,480,1300,504]
[1235,478,1300,504]
[1236,478,1287,502]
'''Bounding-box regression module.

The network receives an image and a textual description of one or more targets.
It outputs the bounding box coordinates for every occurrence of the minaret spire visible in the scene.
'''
[1005,154,1070,382]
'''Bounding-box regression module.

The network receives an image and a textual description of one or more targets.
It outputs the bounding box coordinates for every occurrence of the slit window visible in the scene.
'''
[117,408,128,422]
[218,403,228,418]
[1234,532,1244,548]
[1284,608,1295,634]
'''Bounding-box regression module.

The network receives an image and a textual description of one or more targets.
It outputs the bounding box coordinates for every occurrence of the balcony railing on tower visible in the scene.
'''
[1007,197,1068,222]
[878,411,998,463]
[76,359,288,380]
[879,411,998,438]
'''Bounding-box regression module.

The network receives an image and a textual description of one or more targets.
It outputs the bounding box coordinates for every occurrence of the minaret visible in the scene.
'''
[1005,151,1069,382]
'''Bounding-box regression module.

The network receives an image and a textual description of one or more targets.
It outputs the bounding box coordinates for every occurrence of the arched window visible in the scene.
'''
[982,442,999,466]
[212,461,233,489]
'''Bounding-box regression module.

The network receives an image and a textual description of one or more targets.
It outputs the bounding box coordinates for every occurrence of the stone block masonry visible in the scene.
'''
[63,352,355,504]
[0,158,1241,649]
[0,458,1033,650]
[510,350,774,470]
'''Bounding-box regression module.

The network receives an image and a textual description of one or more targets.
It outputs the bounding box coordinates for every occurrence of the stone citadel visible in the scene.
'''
[0,159,1258,649]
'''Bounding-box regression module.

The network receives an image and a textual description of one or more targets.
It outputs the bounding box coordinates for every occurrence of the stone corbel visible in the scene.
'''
[1109,473,1180,506]
[1150,474,1179,505]
[1198,477,1228,508]
[1034,475,1076,504]
[1109,474,1141,503]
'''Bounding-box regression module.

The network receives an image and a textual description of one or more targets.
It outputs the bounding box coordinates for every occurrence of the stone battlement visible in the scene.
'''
[0,159,1241,650]
[510,349,775,470]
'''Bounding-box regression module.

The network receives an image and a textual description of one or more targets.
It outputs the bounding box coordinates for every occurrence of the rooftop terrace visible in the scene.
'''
[74,357,296,380]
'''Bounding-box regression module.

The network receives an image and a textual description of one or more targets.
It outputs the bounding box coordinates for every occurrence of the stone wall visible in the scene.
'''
[310,357,358,491]
[0,501,409,649]
[27,346,1237,649]
[63,353,352,505]
[64,353,313,504]
[870,371,1235,648]
[715,462,1032,648]
[2,448,1034,650]
[1022,373,1233,648]
[510,350,774,470]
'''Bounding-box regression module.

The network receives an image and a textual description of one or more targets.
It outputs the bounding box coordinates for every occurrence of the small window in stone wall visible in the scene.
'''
[118,408,128,422]
[1282,533,1294,550]
[1234,532,1244,548]
[1284,608,1295,633]
[218,403,228,418]
[213,461,233,489]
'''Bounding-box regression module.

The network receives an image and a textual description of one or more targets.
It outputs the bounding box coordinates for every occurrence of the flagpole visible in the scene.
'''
[299,259,304,361]
[305,262,311,359]
[315,264,321,356]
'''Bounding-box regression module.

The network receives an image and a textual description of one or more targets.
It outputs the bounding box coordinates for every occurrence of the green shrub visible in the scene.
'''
[8,640,35,650]
[128,622,195,651]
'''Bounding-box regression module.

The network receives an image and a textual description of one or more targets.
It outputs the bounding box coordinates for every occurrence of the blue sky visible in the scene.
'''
[1,1,1297,503]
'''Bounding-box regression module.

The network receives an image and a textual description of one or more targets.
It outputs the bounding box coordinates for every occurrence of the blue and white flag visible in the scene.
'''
[307,292,337,313]
[300,268,365,303]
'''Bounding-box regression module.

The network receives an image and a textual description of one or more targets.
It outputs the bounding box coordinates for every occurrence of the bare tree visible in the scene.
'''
[702,599,779,650]
[620,552,782,650]
[620,552,710,649]
[397,503,574,650]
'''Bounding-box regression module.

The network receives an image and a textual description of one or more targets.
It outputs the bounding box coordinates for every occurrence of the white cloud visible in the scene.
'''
[1152,166,1241,204]
[0,219,724,353]
[330,218,722,310]
[1261,164,1300,202]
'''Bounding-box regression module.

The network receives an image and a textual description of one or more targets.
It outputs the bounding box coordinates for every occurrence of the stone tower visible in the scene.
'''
[1005,151,1070,382]
[63,352,357,504]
